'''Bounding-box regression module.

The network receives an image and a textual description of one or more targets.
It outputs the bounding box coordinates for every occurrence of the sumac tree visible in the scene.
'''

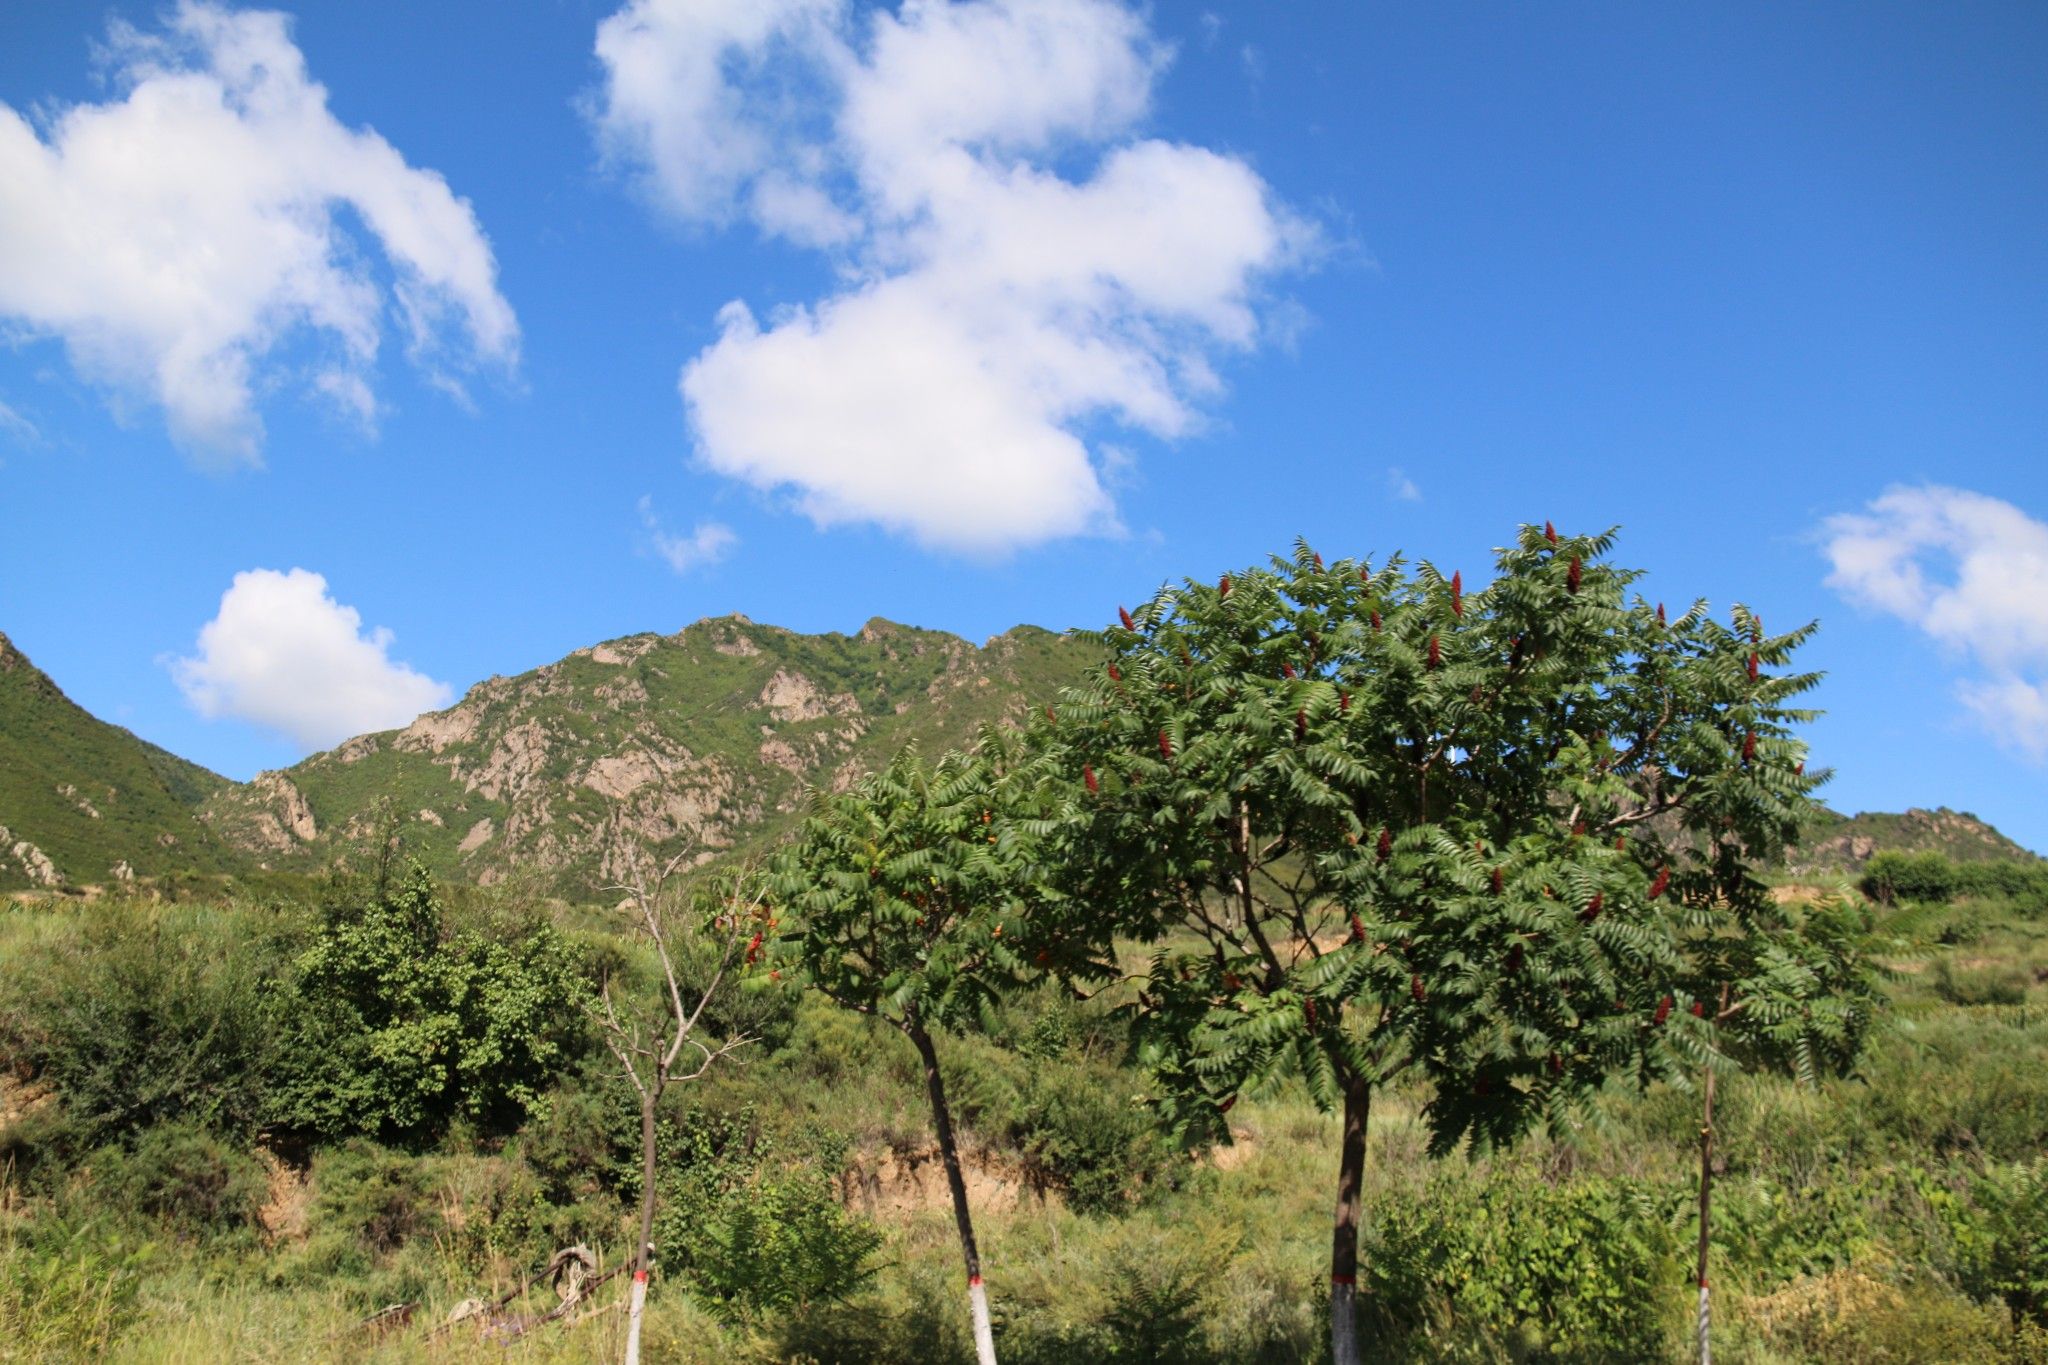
[1032,528,1824,1365]
[776,734,1081,1365]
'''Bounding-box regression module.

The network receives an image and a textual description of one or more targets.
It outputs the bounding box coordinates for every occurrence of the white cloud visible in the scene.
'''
[172,568,453,751]
[0,399,40,448]
[638,494,738,572]
[593,0,1312,553]
[0,2,517,461]
[1387,467,1420,502]
[1822,484,2048,760]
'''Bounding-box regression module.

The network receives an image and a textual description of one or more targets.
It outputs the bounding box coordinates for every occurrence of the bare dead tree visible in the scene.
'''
[590,837,764,1365]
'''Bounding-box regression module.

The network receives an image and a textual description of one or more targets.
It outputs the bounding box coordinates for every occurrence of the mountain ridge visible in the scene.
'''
[4,621,2040,896]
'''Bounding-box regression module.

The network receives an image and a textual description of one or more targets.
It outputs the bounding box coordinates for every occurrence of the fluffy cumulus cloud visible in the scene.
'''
[0,3,517,460]
[593,0,1312,553]
[172,568,454,751]
[1822,485,2048,760]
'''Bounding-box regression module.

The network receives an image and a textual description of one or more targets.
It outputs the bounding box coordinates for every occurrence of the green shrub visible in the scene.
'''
[268,862,587,1144]
[0,1215,151,1360]
[1955,1160,2048,1329]
[1932,958,2030,1007]
[0,904,285,1142]
[649,1107,882,1322]
[95,1121,265,1241]
[1360,1163,1679,1361]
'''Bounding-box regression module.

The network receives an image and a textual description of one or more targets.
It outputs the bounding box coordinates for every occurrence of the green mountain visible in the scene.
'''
[197,615,1094,896]
[0,630,242,891]
[1787,806,2044,876]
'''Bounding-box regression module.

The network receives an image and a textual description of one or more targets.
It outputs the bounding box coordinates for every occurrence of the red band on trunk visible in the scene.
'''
[970,1274,983,1286]
[1331,1274,1356,1286]
[634,1270,649,1284]
[1698,1277,1708,1289]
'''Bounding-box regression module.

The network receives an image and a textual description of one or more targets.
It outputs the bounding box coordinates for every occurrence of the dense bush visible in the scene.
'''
[0,903,285,1143]
[268,862,588,1144]
[648,1106,883,1321]
[1863,851,2048,912]
[1955,1160,2048,1330]
[1361,1163,1680,1360]
[95,1120,266,1241]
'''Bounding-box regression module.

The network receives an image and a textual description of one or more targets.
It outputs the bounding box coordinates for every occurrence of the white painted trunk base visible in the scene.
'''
[624,1271,649,1365]
[969,1276,997,1365]
[1696,1282,1711,1365]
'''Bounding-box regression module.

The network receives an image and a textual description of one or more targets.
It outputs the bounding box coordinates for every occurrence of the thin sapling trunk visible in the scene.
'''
[1330,1070,1372,1365]
[910,1019,998,1365]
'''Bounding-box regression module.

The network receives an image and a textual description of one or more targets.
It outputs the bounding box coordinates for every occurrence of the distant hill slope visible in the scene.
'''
[197,615,1094,896]
[0,631,243,890]
[1787,806,2044,876]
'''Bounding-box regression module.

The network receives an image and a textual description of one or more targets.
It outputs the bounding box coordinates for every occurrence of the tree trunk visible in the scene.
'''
[910,1021,998,1365]
[625,1088,658,1365]
[1695,1061,1718,1365]
[1330,1068,1373,1365]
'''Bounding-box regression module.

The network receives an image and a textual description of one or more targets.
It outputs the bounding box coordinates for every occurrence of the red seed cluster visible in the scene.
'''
[1108,663,1121,682]
[1370,610,1383,631]
[1690,1000,1706,1018]
[1119,605,1135,631]
[1490,866,1504,895]
[1649,866,1670,899]
[1545,521,1558,545]
[1656,603,1667,626]
[1339,691,1351,714]
[1747,652,1760,682]
[1411,973,1426,1003]
[1377,827,1393,863]
[1580,892,1603,924]
[1428,635,1442,669]
[1219,574,1232,597]
[1304,998,1319,1028]
[1653,995,1673,1026]
[1084,765,1099,794]
[1295,707,1309,741]
[746,932,762,965]
[1312,552,1324,570]
[1567,557,1583,594]
[1450,570,1464,617]
[1158,729,1173,761]
[1742,732,1757,763]
[1349,912,1366,944]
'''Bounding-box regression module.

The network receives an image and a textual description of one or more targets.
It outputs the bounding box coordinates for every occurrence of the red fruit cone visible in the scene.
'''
[1649,866,1670,899]
[1545,521,1558,545]
[1084,765,1099,793]
[1411,973,1426,1003]
[1567,557,1582,594]
[1580,892,1603,924]
[1748,652,1760,681]
[1451,570,1463,617]
[1349,912,1366,943]
[1654,995,1673,1026]
[1742,731,1757,763]
[1656,603,1667,626]
[1491,866,1504,894]
[1690,1000,1705,1018]
[1119,605,1135,631]
[1219,574,1232,597]
[1377,827,1393,864]
[1045,704,1056,723]
[746,932,763,965]
[1295,707,1309,740]
[1428,635,1442,669]
[1312,551,1324,570]
[1371,610,1383,631]
[1281,661,1297,679]
[1549,1052,1563,1076]
[1304,998,1318,1028]
[1158,729,1173,761]
[1339,690,1351,713]
[1796,760,1806,776]
[1224,971,1242,991]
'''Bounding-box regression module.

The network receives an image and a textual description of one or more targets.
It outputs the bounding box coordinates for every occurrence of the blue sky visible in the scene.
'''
[2,1,2044,852]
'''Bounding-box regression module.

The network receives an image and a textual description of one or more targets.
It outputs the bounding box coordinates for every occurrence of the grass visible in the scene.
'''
[3,879,2046,1363]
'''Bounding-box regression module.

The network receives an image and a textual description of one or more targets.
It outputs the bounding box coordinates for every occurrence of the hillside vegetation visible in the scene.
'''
[0,632,239,892]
